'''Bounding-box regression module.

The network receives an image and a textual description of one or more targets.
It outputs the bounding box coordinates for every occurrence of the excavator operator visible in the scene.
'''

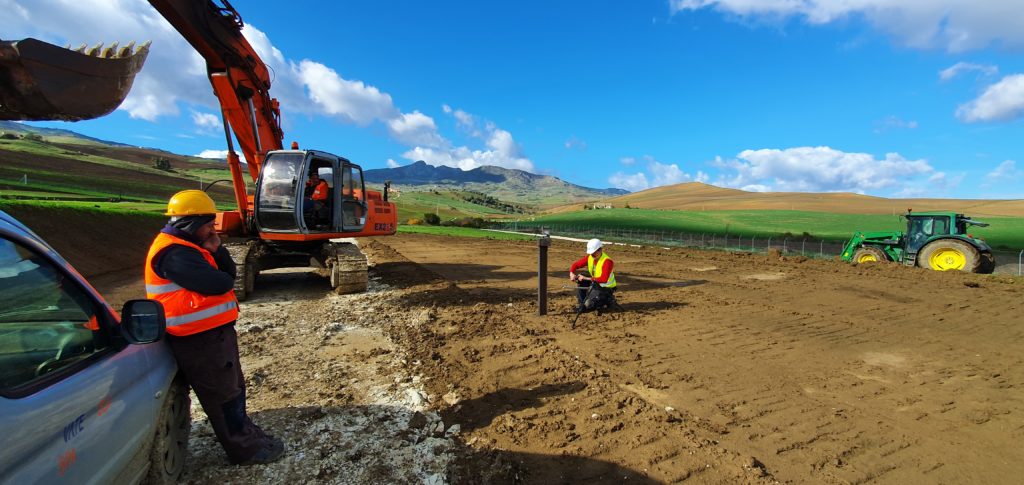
[304,172,330,227]
[145,190,285,465]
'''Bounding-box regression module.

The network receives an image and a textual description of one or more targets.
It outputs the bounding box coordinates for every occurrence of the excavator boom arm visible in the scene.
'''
[148,0,284,190]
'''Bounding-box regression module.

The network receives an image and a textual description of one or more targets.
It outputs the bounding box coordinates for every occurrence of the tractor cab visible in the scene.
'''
[254,149,367,236]
[903,212,990,255]
[904,213,953,254]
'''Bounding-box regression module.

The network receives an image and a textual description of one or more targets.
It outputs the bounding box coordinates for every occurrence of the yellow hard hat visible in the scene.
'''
[165,190,217,216]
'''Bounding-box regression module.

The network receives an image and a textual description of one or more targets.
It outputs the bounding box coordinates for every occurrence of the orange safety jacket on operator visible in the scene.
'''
[311,180,329,201]
[144,233,239,336]
[588,252,617,288]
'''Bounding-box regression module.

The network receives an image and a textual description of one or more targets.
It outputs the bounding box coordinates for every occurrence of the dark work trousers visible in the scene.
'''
[166,323,269,464]
[576,280,614,311]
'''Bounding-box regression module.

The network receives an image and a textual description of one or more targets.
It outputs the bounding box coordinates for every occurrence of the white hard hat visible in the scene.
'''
[586,238,603,254]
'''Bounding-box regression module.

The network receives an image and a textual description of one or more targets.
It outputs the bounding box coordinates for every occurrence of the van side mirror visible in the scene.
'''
[120,299,166,344]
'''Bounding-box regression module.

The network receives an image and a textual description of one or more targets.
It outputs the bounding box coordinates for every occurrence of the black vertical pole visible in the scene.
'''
[538,233,551,315]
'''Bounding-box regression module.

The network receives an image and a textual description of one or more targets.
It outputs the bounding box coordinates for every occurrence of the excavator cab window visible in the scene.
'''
[255,152,303,232]
[339,164,366,232]
[303,160,333,230]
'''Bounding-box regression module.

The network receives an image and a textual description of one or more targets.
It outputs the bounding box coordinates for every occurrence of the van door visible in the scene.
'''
[0,235,158,484]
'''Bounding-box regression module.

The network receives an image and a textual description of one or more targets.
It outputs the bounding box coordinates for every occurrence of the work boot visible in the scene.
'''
[241,437,285,465]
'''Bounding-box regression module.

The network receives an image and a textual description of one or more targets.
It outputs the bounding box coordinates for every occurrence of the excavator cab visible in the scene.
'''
[254,149,367,235]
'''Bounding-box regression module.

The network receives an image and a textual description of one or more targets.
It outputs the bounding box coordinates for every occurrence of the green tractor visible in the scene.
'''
[840,211,995,273]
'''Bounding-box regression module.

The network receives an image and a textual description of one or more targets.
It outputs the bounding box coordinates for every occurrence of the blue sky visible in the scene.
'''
[4,0,1023,199]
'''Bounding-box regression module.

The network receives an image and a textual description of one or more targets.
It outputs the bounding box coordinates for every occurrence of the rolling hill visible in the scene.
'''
[558,181,1023,217]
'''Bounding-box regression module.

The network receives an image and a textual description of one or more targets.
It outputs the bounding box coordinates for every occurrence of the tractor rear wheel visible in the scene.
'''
[852,246,888,264]
[918,239,981,272]
[979,251,996,274]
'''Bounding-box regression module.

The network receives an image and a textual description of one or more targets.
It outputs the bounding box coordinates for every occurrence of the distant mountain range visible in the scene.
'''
[365,161,628,207]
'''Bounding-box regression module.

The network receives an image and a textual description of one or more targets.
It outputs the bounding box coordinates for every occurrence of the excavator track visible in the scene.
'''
[226,240,258,301]
[323,241,368,294]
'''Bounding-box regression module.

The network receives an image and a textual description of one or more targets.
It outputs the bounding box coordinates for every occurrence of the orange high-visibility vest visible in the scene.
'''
[312,180,329,201]
[144,232,238,336]
[587,252,617,288]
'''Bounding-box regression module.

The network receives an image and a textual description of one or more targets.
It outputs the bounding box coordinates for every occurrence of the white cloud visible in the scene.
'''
[194,149,248,165]
[196,149,228,159]
[620,157,637,166]
[564,136,587,150]
[386,158,401,169]
[670,0,1024,52]
[401,107,534,172]
[986,160,1022,180]
[956,74,1024,123]
[387,111,445,148]
[608,156,705,192]
[191,111,222,133]
[295,60,399,125]
[713,146,933,194]
[874,115,919,133]
[608,172,649,192]
[939,62,999,82]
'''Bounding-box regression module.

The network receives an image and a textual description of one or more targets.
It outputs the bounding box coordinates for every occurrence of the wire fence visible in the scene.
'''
[492,222,1024,276]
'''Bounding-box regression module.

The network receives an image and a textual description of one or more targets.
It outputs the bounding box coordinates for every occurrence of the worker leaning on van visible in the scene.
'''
[144,190,285,465]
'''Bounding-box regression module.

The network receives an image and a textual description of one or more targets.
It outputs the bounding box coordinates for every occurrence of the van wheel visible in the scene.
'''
[146,379,191,484]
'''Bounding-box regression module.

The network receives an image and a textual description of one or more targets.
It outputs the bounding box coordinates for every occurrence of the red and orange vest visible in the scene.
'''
[144,232,238,336]
[311,180,329,201]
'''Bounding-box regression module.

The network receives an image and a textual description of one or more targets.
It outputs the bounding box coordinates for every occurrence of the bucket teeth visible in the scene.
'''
[100,41,118,58]
[116,41,135,58]
[64,40,147,58]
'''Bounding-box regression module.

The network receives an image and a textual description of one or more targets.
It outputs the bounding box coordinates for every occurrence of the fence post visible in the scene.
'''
[751,236,755,252]
[784,238,789,253]
[801,238,806,256]
[767,237,772,249]
[819,240,824,256]
[1019,250,1023,276]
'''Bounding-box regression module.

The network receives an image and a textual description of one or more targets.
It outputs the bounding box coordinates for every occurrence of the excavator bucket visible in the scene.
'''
[0,38,149,121]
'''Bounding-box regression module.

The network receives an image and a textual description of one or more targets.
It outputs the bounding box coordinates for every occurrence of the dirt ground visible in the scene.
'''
[67,231,1024,483]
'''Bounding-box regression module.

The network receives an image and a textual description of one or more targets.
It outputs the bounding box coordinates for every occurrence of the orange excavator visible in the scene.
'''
[2,0,398,299]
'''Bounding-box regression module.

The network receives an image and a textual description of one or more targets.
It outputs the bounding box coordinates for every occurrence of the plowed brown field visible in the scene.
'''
[16,203,1023,483]
[375,234,1024,483]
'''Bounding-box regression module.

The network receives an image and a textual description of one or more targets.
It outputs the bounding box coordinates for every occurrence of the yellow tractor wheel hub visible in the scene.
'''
[928,248,966,271]
[857,253,879,263]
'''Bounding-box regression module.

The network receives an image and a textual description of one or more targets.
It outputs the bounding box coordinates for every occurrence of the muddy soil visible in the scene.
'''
[74,232,1024,484]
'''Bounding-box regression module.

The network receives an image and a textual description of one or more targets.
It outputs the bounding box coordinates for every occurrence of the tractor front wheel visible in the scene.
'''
[852,246,888,264]
[918,239,981,272]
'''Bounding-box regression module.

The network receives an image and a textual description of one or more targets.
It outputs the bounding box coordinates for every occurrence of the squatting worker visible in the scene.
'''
[145,190,285,465]
[568,238,617,312]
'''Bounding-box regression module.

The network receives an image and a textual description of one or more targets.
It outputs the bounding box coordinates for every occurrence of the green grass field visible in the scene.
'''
[519,208,1024,249]
[387,188,508,223]
[0,199,233,215]
[398,224,536,241]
